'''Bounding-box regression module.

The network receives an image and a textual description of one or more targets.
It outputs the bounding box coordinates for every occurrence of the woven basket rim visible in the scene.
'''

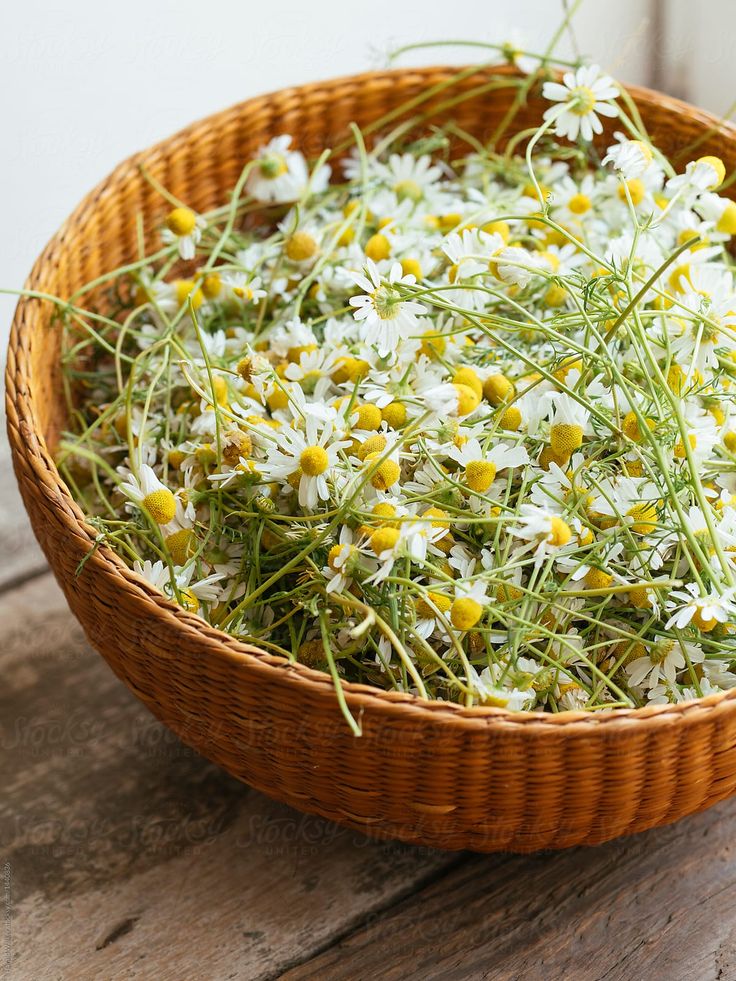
[8,63,736,731]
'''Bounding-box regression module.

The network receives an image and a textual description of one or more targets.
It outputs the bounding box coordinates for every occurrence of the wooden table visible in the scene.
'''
[3,432,736,981]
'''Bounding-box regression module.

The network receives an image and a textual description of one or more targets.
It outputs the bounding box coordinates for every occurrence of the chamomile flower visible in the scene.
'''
[349,260,426,356]
[446,438,529,494]
[260,414,350,510]
[246,135,330,203]
[665,584,736,632]
[324,526,360,594]
[542,64,619,142]
[467,666,533,710]
[162,207,205,260]
[627,636,704,690]
[119,464,177,525]
[510,504,573,566]
[603,137,654,180]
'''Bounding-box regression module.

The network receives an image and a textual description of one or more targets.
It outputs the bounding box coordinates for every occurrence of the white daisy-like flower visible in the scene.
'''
[627,637,704,691]
[666,156,726,197]
[324,526,361,594]
[162,207,205,260]
[118,464,177,525]
[494,246,541,288]
[374,152,444,202]
[260,413,350,510]
[446,438,529,495]
[221,272,267,305]
[246,135,330,203]
[542,64,619,142]
[590,476,662,537]
[348,260,426,356]
[133,559,224,614]
[665,583,736,632]
[509,504,573,567]
[467,666,533,710]
[602,137,654,180]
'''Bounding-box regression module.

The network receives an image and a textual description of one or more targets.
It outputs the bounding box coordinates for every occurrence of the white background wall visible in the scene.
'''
[1,0,734,353]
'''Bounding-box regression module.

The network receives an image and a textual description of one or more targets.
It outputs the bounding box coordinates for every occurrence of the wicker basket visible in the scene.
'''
[8,65,736,853]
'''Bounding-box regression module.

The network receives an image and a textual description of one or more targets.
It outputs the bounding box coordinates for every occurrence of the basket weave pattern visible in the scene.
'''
[8,66,736,852]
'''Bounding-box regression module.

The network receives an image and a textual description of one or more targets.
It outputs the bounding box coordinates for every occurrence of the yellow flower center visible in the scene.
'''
[450,596,483,631]
[626,501,659,535]
[568,193,592,215]
[547,517,572,547]
[622,411,655,443]
[584,568,613,591]
[696,155,726,190]
[617,179,646,206]
[668,264,692,294]
[674,434,697,459]
[400,257,422,280]
[365,233,391,262]
[496,582,524,603]
[692,607,717,632]
[165,528,196,566]
[370,526,400,555]
[332,357,369,384]
[357,434,387,461]
[372,502,399,524]
[179,588,200,613]
[416,591,452,618]
[381,402,407,428]
[394,179,423,202]
[298,639,326,667]
[482,220,510,241]
[538,446,569,470]
[483,373,515,406]
[200,272,221,299]
[328,543,354,571]
[166,207,197,236]
[465,460,497,493]
[569,85,597,115]
[550,423,583,456]
[300,445,329,476]
[259,154,288,178]
[175,279,203,309]
[544,285,569,308]
[286,231,319,262]
[422,507,450,529]
[628,585,653,609]
[439,213,462,232]
[716,200,736,236]
[142,488,177,525]
[365,455,400,491]
[453,383,481,416]
[418,331,445,358]
[453,366,483,399]
[353,403,382,431]
[212,375,229,406]
[499,405,522,431]
[724,431,736,453]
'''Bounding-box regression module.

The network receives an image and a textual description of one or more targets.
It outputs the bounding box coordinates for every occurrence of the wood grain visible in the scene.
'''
[3,492,736,980]
[283,801,736,981]
[1,574,456,980]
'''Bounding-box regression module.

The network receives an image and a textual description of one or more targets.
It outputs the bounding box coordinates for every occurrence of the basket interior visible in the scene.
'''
[20,66,736,495]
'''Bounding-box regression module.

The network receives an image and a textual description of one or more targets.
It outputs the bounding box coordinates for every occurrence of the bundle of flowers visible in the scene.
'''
[55,52,736,727]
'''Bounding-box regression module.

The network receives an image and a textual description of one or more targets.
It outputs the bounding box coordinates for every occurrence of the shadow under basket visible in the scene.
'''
[8,65,736,853]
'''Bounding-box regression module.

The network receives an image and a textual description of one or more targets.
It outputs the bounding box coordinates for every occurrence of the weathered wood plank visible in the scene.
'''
[283,798,736,981]
[0,427,45,586]
[1,574,457,980]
